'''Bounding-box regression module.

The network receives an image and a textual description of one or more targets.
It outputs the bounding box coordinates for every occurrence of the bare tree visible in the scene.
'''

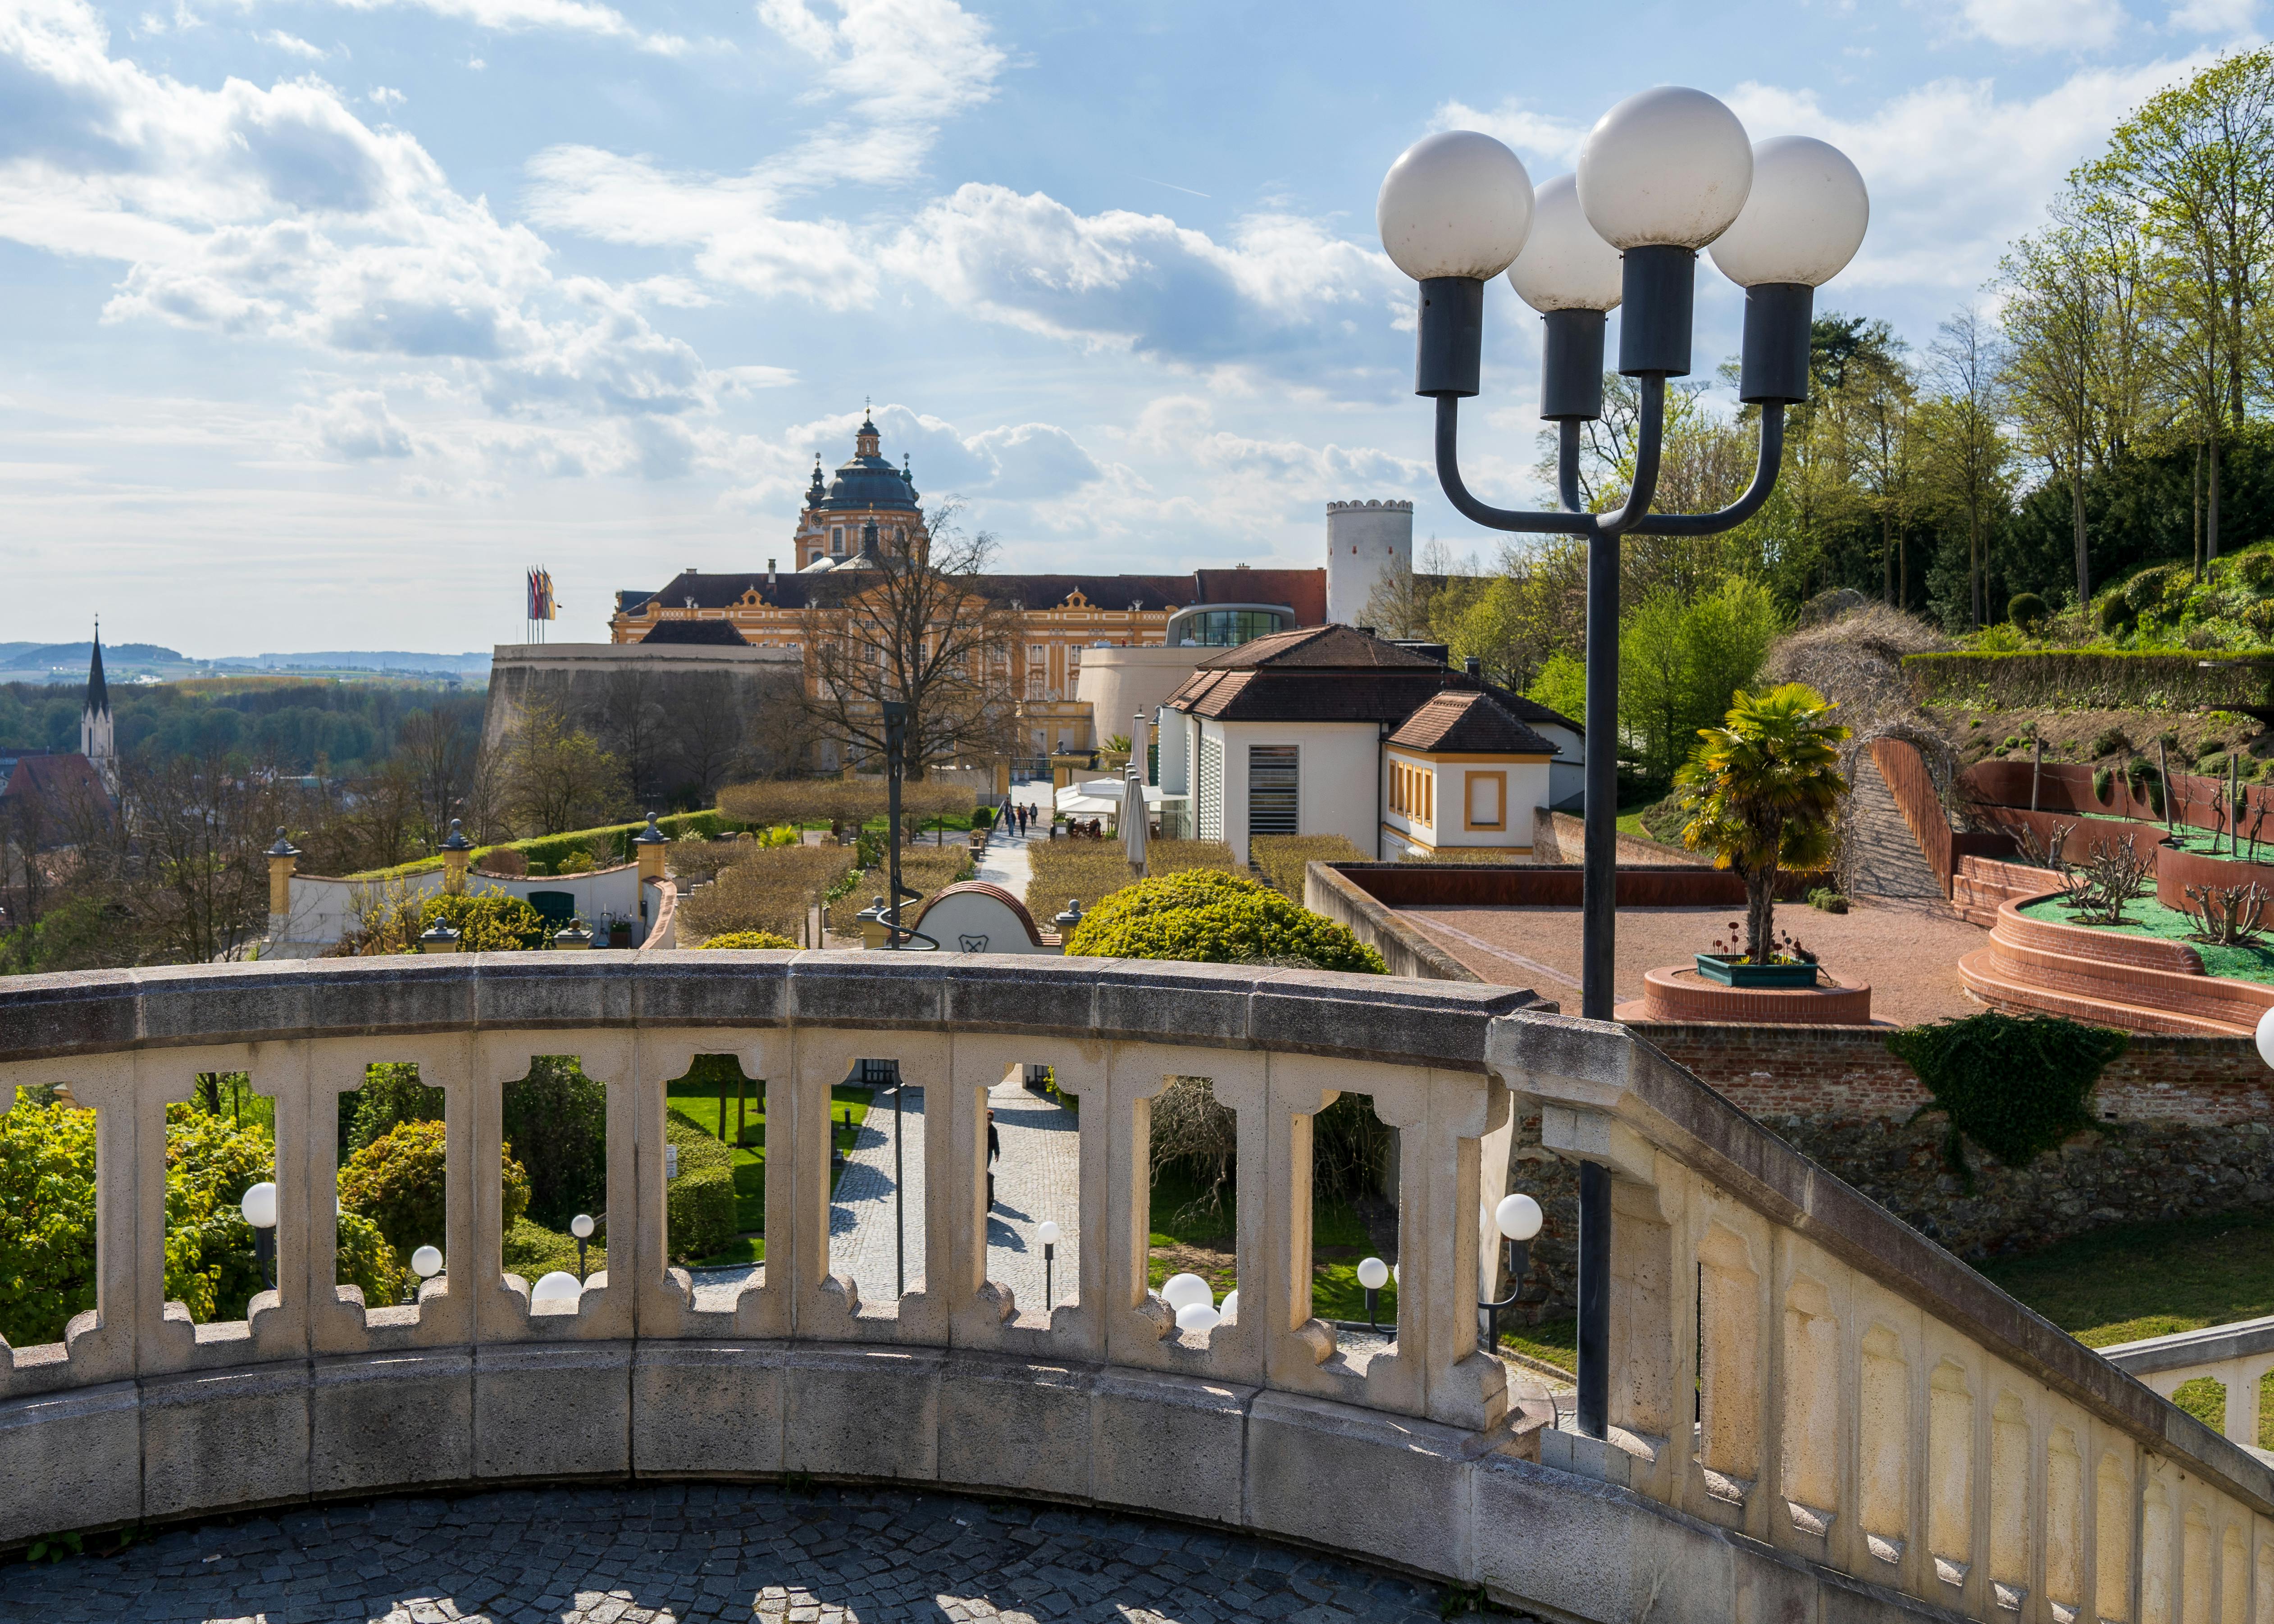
[1926,307,2006,628]
[497,699,631,835]
[598,666,671,808]
[395,707,475,848]
[801,501,1021,780]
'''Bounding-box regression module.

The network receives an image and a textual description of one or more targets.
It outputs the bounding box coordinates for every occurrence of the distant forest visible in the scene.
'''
[0,678,485,776]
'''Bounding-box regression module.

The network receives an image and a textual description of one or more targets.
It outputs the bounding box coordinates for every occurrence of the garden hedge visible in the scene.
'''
[664,1109,738,1264]
[1904,650,2274,714]
[1064,869,1386,973]
[346,809,737,881]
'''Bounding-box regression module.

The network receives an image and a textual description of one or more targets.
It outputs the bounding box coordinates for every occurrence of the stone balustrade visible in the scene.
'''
[0,954,2268,1624]
[2104,1318,2274,1460]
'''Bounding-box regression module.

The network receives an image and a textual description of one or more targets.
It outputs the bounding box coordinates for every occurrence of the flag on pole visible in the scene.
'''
[527,569,557,621]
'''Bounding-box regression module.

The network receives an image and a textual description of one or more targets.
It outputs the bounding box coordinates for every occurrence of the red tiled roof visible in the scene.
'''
[1387,690,1557,755]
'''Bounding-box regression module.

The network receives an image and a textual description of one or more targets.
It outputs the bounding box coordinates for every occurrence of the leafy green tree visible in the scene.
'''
[0,1099,98,1347]
[1675,684,1852,964]
[1064,870,1385,973]
[502,1058,608,1228]
[338,1119,529,1262]
[1618,577,1783,789]
[346,1062,446,1155]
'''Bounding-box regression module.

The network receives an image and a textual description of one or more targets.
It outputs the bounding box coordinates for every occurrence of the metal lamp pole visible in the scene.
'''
[1381,95,1868,1441]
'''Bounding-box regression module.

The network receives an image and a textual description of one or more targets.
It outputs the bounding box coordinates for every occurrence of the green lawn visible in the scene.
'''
[2019,894,2274,982]
[1980,1208,2274,1445]
[665,1077,873,1265]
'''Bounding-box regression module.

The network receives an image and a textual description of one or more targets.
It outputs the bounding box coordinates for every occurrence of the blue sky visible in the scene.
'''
[0,0,2252,653]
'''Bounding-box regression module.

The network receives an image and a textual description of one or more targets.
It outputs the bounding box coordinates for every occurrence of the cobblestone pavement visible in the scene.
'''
[5,1483,1481,1624]
[824,1077,1084,1326]
[828,1085,928,1301]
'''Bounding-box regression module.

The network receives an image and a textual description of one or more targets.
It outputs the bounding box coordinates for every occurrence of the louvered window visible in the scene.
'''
[1199,736,1224,843]
[1247,745,1299,839]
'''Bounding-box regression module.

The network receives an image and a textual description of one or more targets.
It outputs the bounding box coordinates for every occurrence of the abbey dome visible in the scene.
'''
[795,413,925,566]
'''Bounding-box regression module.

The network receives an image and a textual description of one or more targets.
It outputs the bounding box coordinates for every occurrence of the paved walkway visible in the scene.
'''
[9,1483,1482,1623]
[826,1077,1083,1322]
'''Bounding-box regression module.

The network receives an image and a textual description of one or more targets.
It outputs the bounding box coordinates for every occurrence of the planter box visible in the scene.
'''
[1695,953,1820,989]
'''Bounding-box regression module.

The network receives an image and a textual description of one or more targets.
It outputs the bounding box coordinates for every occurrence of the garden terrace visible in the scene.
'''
[4,955,2274,1622]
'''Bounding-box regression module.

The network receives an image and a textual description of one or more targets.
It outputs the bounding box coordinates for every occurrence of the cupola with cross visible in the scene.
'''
[794,406,927,569]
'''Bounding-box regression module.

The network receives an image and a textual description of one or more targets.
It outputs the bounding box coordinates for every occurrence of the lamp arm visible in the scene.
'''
[1432,378,1669,539]
[1627,405,1787,536]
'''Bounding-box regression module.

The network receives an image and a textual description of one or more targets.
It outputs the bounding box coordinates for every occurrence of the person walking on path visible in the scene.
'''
[987,1109,1001,1208]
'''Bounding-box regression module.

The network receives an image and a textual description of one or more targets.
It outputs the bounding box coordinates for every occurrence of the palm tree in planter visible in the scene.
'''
[1676,684,1851,984]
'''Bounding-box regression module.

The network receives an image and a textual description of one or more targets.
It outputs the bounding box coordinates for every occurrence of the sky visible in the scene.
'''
[0,0,2256,654]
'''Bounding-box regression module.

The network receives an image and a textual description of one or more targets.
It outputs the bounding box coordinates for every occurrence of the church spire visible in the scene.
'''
[82,616,115,794]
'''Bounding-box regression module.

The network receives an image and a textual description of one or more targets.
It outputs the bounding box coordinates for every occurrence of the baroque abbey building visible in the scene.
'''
[610,414,1327,757]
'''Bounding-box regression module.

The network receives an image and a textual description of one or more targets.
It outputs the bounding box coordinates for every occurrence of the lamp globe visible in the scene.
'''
[1709,136,1869,288]
[1507,175,1623,312]
[410,1245,444,1279]
[2257,1004,2274,1071]
[1378,131,1536,282]
[1220,1288,1239,1321]
[1037,1220,1062,1246]
[530,1271,582,1305]
[1576,86,1753,249]
[1175,1302,1222,1333]
[570,1213,595,1241]
[240,1181,278,1231]
[1496,1192,1544,1242]
[1357,1256,1391,1291]
[1161,1272,1212,1312]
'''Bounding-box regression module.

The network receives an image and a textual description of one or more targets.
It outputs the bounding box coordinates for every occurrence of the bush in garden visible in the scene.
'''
[0,1098,98,1348]
[345,1062,444,1154]
[420,889,548,952]
[1064,870,1385,973]
[502,1058,608,1228]
[339,1118,529,1260]
[1249,834,1368,900]
[695,930,798,949]
[663,1109,738,1264]
[2005,592,2047,630]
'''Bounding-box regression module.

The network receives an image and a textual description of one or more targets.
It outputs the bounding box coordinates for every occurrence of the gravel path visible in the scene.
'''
[1398,895,1987,1026]
[7,1483,1482,1623]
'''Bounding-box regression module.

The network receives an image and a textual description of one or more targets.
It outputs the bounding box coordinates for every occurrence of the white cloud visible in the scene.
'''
[307,387,415,457]
[756,0,1003,183]
[317,0,690,55]
[367,85,403,108]
[1727,54,2218,294]
[254,28,328,58]
[0,0,770,479]
[1949,0,2128,49]
[1428,97,1587,167]
[2167,0,2257,31]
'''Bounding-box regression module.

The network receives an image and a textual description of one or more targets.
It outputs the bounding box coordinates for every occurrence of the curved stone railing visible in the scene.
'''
[2104,1318,2274,1460]
[1,955,2271,1624]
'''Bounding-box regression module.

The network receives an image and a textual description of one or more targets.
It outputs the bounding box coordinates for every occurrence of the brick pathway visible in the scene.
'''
[7,1483,1481,1623]
[829,1086,929,1301]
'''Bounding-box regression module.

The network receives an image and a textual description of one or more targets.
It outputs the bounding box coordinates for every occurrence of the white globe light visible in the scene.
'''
[2257,1004,2274,1071]
[1161,1272,1213,1312]
[531,1270,582,1305]
[570,1213,595,1240]
[1576,86,1753,250]
[239,1181,278,1231]
[1175,1302,1222,1333]
[1496,1192,1544,1241]
[1377,131,1536,282]
[1506,174,1622,313]
[1037,1220,1062,1246]
[1220,1288,1239,1322]
[1356,1256,1390,1291]
[410,1245,443,1279]
[1709,136,1869,288]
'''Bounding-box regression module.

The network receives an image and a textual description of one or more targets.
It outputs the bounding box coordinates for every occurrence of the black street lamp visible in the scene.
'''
[1382,92,1866,1445]
[1477,1192,1542,1355]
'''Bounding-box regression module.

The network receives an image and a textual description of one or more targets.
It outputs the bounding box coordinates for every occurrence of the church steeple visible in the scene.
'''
[856,401,880,458]
[81,616,115,794]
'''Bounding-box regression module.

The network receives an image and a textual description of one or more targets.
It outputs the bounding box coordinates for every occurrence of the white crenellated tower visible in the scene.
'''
[1325,499,1414,626]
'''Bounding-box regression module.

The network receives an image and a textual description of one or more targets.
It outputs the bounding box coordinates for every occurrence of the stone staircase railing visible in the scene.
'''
[0,956,2268,1624]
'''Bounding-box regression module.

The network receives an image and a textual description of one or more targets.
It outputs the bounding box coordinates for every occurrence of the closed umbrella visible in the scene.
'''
[1124,764,1149,874]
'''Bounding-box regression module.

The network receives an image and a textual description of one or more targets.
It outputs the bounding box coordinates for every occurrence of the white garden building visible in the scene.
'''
[1153,625,1576,864]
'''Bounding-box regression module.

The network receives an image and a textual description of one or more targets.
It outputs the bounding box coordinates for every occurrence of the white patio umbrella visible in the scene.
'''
[1124,764,1149,873]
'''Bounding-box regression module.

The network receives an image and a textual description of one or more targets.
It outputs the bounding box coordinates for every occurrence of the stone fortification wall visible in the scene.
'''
[483,642,806,805]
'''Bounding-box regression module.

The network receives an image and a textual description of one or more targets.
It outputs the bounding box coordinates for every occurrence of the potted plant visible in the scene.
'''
[1675,683,1851,989]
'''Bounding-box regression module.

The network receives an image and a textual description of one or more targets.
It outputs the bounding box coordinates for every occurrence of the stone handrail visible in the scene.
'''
[2103,1318,2274,1461]
[1512,1013,2274,1622]
[0,955,2266,1623]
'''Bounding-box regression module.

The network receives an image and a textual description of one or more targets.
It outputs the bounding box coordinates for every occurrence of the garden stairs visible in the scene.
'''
[1845,747,1945,900]
[1959,894,2274,1037]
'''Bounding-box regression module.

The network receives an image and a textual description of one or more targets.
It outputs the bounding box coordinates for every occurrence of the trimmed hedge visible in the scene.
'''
[1905,650,2274,713]
[664,1108,738,1264]
[1064,869,1386,973]
[694,930,798,950]
[346,810,737,882]
[1250,834,1369,899]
